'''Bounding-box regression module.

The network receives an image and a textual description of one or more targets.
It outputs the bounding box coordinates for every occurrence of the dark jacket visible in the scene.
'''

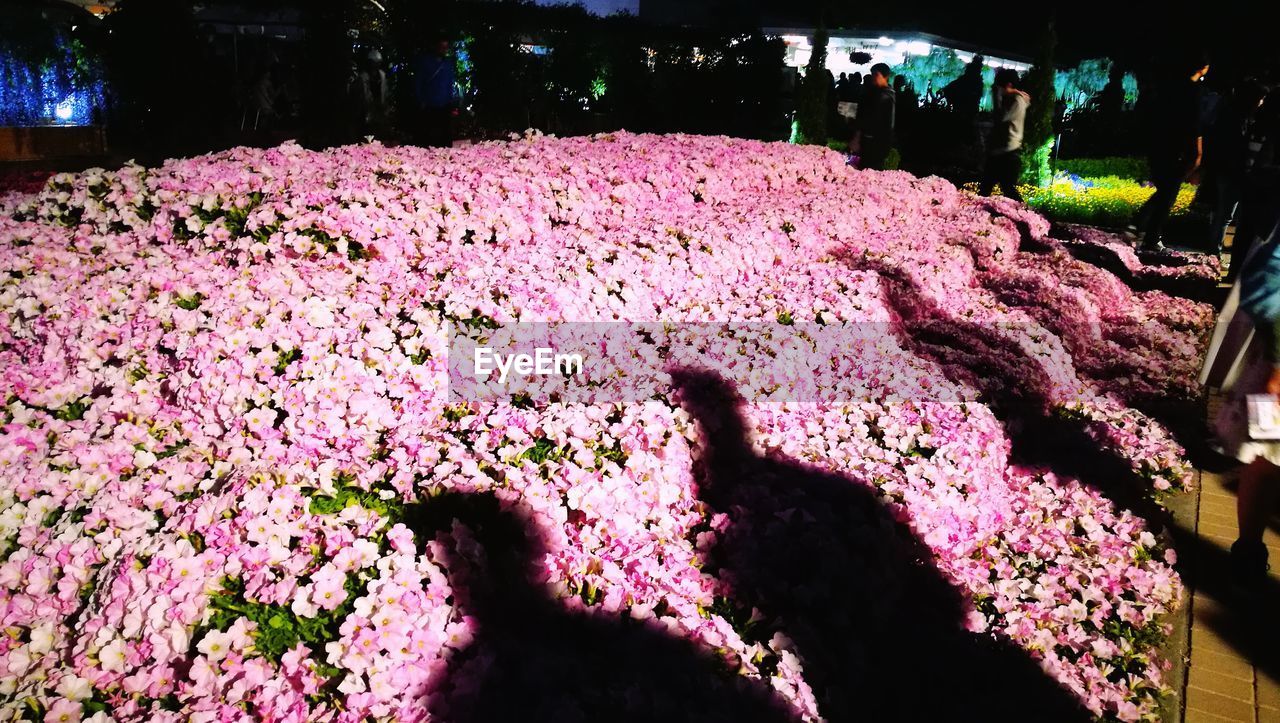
[859,86,896,142]
[413,54,456,110]
[1144,79,1203,167]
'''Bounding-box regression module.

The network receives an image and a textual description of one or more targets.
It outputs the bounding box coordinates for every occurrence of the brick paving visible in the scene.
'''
[1183,465,1280,723]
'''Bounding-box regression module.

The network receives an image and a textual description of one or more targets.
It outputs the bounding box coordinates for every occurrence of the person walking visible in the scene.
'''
[1205,82,1266,259]
[412,37,457,148]
[1131,53,1211,251]
[854,64,895,171]
[347,49,389,140]
[1227,88,1280,282]
[978,69,1030,202]
[1206,198,1280,584]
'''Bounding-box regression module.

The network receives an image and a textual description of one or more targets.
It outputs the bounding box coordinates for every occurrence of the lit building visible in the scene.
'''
[768,28,1031,79]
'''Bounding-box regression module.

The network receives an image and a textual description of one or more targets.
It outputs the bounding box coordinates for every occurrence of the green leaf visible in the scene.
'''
[442,404,471,423]
[41,508,62,528]
[53,398,90,422]
[519,436,563,464]
[346,240,369,261]
[273,347,302,376]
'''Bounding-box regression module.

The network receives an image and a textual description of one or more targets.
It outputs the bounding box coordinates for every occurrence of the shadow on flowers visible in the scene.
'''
[670,370,1090,723]
[401,492,796,723]
[856,261,1280,693]
[859,258,1172,527]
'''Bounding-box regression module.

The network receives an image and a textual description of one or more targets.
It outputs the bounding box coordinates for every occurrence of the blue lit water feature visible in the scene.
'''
[1,36,106,127]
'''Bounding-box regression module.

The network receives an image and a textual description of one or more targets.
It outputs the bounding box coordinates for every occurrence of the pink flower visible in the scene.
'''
[311,566,349,611]
[44,699,82,723]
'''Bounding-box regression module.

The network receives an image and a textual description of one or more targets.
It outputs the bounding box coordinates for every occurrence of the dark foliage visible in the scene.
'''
[1020,24,1057,186]
[387,0,787,141]
[795,25,829,145]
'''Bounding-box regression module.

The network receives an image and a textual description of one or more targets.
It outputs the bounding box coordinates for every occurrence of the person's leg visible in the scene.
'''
[1132,156,1167,234]
[1233,456,1279,579]
[1235,172,1280,274]
[1238,457,1280,543]
[1210,174,1241,252]
[860,140,888,171]
[1141,172,1183,248]
[424,108,450,148]
[1227,180,1263,282]
[978,154,998,197]
[1001,153,1024,203]
[1133,194,1155,235]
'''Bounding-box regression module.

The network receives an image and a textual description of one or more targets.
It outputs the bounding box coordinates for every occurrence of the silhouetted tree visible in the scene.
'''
[1020,23,1057,186]
[795,24,829,145]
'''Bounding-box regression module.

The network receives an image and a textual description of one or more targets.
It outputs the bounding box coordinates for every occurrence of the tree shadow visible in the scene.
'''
[669,369,1090,723]
[400,491,797,723]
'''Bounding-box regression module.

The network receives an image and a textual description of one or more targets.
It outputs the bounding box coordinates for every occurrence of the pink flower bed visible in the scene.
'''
[1057,223,1223,283]
[0,135,1205,721]
[0,170,53,199]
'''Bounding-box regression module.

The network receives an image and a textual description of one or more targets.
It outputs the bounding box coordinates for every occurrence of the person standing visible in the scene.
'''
[1207,203,1280,584]
[854,64,895,171]
[412,37,457,148]
[1205,82,1266,258]
[846,71,863,103]
[944,56,985,144]
[347,49,389,140]
[978,69,1030,202]
[1131,54,1211,251]
[1097,64,1128,118]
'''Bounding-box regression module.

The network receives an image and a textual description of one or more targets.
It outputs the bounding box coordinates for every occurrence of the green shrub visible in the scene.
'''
[884,147,902,171]
[1057,157,1149,181]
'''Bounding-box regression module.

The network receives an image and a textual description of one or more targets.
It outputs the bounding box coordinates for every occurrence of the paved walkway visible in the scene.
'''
[1183,464,1280,723]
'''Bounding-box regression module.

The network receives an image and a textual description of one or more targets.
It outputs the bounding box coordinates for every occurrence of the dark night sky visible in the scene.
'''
[535,0,641,16]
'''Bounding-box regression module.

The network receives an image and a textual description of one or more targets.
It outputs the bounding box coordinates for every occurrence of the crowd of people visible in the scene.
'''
[797,48,1280,586]
[821,57,1032,198]
[387,38,1280,286]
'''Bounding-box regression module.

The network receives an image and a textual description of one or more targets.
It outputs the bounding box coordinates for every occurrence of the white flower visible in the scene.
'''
[168,622,191,655]
[98,638,128,673]
[197,630,232,662]
[28,623,55,655]
[56,674,93,701]
[302,297,335,328]
[133,448,157,470]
